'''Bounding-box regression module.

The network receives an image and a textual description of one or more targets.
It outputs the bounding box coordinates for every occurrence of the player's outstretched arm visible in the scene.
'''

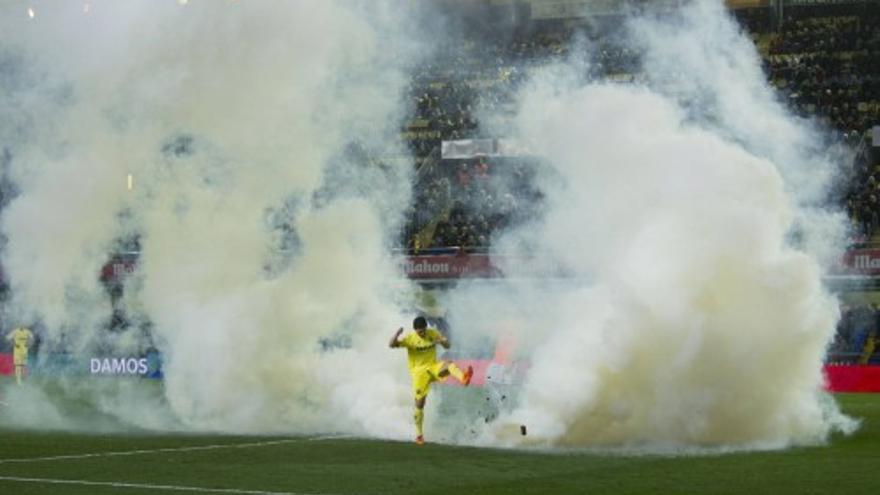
[389,327,404,348]
[437,333,451,349]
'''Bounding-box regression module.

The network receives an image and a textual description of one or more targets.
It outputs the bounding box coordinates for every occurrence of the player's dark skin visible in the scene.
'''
[389,324,452,409]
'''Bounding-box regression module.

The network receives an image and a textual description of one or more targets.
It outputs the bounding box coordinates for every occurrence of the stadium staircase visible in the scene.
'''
[412,205,451,253]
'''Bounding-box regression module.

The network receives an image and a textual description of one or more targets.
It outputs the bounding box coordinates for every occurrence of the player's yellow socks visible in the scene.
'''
[447,363,465,383]
[15,366,22,385]
[414,408,424,437]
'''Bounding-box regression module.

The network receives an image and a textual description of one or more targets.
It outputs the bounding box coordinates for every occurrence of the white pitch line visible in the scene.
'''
[0,435,350,465]
[0,475,315,494]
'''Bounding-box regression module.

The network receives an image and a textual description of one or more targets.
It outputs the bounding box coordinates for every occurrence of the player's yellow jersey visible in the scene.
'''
[400,328,443,371]
[8,327,32,351]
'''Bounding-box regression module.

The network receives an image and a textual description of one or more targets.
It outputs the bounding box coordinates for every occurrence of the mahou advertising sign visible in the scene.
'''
[840,249,880,275]
[400,254,500,280]
[90,248,880,283]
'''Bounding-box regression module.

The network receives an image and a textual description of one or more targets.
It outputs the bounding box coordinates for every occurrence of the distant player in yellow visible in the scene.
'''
[390,316,473,445]
[6,326,34,385]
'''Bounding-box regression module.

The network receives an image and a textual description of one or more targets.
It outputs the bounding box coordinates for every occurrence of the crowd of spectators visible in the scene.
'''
[402,155,540,251]
[767,12,880,139]
[429,158,539,250]
[763,8,880,240]
[400,4,880,252]
[402,23,633,161]
[831,303,880,364]
[842,143,877,241]
[400,158,451,251]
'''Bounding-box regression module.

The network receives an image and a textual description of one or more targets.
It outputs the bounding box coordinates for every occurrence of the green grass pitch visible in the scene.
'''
[0,393,877,494]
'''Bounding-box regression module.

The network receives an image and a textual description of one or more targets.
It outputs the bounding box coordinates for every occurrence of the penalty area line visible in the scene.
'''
[0,475,323,494]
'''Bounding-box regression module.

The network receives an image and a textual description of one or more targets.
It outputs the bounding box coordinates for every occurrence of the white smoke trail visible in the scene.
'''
[437,1,857,450]
[0,1,419,436]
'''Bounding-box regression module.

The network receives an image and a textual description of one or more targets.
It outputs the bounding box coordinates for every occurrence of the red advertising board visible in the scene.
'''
[100,256,138,282]
[824,365,880,392]
[400,254,501,280]
[0,353,12,376]
[98,253,504,282]
[409,250,880,280]
[838,248,880,275]
[88,248,880,283]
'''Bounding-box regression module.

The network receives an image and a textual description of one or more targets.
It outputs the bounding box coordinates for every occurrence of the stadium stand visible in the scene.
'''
[767,11,879,138]
[395,3,880,366]
[832,303,880,364]
[401,2,880,252]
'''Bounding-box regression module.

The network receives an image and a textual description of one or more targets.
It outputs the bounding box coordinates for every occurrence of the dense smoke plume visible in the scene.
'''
[0,1,420,436]
[443,0,857,450]
[0,0,859,451]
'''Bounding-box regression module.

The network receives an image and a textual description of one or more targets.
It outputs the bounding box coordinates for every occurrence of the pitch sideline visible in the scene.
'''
[0,475,332,494]
[0,434,349,465]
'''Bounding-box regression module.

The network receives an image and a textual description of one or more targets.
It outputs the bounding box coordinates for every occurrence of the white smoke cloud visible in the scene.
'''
[0,1,419,435]
[628,0,850,266]
[434,0,857,450]
[0,0,860,450]
[496,83,846,448]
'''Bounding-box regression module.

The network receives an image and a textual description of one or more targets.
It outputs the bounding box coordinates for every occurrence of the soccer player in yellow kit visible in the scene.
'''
[6,326,33,385]
[390,316,473,445]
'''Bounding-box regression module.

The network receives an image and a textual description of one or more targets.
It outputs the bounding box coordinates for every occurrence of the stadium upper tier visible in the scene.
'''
[400,3,880,252]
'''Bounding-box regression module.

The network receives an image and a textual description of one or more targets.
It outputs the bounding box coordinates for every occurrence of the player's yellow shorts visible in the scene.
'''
[13,349,28,366]
[410,361,447,400]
